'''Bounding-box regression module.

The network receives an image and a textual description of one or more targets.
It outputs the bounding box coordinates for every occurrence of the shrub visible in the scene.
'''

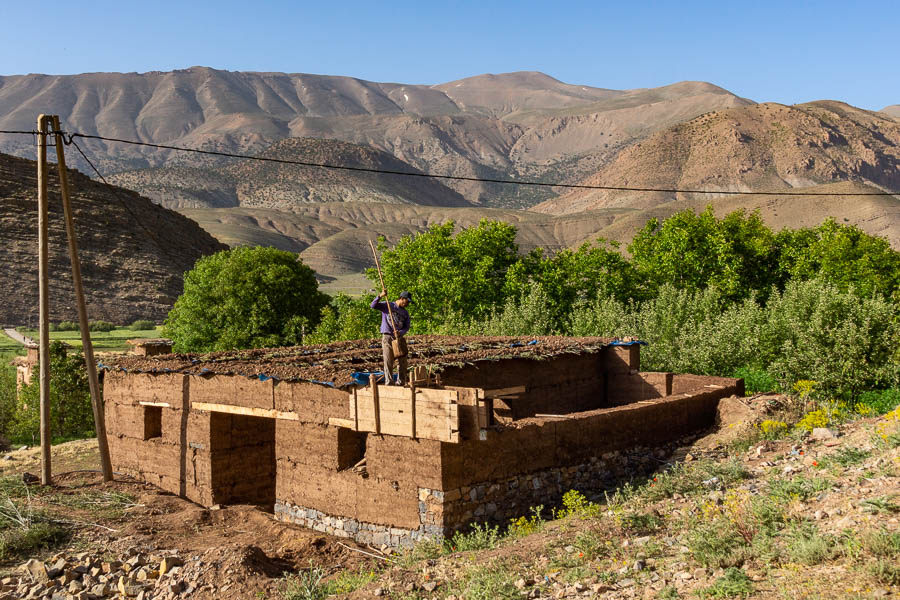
[451,562,521,600]
[54,321,79,332]
[0,368,17,439]
[282,566,327,600]
[642,459,750,502]
[687,520,745,568]
[0,479,70,561]
[128,320,156,331]
[764,279,900,400]
[768,475,833,504]
[88,321,116,332]
[9,341,94,443]
[305,294,380,345]
[869,560,900,585]
[733,367,778,394]
[555,489,601,519]
[758,420,789,439]
[697,567,754,598]
[795,407,843,433]
[507,505,546,537]
[856,389,900,416]
[861,528,900,557]
[445,522,501,552]
[785,523,835,564]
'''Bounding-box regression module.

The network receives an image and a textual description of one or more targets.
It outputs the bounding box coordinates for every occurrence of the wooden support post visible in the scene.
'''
[37,114,52,486]
[409,381,417,439]
[352,388,359,431]
[370,374,380,435]
[51,116,114,482]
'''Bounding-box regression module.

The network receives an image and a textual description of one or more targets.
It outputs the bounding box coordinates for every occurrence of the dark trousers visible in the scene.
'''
[381,334,408,385]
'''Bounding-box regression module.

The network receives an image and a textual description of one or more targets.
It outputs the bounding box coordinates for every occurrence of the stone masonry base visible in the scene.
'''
[274,441,684,548]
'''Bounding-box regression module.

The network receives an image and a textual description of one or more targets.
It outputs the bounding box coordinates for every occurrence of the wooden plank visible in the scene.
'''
[329,417,355,428]
[349,386,459,442]
[370,375,380,434]
[191,401,299,421]
[352,388,359,431]
[483,385,526,398]
[139,401,171,408]
[409,382,417,439]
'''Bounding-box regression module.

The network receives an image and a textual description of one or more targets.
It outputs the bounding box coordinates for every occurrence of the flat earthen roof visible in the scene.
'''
[102,335,627,388]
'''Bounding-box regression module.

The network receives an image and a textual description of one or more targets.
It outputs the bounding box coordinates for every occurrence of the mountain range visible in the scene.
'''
[1,68,898,297]
[0,69,751,207]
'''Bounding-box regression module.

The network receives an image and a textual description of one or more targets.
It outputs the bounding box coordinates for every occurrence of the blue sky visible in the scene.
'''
[2,0,897,111]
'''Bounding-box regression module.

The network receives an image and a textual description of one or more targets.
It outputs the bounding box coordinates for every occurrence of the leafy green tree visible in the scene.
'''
[306,294,381,344]
[12,341,94,443]
[776,219,900,300]
[374,220,521,332]
[628,207,780,300]
[164,246,328,352]
[505,240,642,319]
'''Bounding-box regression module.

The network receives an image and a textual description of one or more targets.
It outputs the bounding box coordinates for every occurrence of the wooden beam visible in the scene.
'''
[483,386,526,398]
[352,388,359,431]
[139,402,171,408]
[409,382,417,439]
[191,402,299,420]
[370,374,380,434]
[329,417,355,428]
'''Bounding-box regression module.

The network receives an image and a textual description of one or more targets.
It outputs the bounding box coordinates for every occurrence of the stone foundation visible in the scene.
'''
[275,487,445,549]
[274,440,684,546]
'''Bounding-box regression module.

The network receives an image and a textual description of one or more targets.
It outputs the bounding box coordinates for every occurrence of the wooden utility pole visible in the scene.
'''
[51,116,114,481]
[37,114,52,485]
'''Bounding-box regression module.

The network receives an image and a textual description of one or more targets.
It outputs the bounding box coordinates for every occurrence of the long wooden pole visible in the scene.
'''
[37,114,52,486]
[368,240,399,339]
[52,117,114,481]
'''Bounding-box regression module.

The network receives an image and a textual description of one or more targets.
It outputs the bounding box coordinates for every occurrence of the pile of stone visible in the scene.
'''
[3,548,192,600]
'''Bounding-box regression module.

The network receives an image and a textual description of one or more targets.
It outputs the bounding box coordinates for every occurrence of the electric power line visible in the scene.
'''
[1,128,898,197]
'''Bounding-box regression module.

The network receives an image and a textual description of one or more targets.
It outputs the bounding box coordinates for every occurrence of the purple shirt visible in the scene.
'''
[371,296,410,337]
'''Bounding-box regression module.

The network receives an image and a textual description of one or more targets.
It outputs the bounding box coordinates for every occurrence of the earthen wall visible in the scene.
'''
[103,348,743,548]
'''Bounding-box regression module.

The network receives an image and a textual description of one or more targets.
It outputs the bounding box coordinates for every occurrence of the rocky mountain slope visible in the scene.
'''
[105,137,470,209]
[0,152,226,326]
[177,179,900,286]
[882,105,900,119]
[534,101,900,214]
[0,69,751,206]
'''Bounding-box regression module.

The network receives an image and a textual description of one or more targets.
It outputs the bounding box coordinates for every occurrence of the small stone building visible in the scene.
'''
[102,336,742,547]
[11,343,39,390]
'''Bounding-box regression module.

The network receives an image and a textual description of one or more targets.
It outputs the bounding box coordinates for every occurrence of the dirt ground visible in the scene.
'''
[2,396,898,599]
[0,446,378,599]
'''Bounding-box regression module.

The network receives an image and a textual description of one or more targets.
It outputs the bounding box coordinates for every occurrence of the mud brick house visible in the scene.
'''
[102,336,742,548]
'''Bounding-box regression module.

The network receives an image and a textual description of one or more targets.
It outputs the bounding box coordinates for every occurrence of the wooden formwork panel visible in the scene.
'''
[335,385,459,443]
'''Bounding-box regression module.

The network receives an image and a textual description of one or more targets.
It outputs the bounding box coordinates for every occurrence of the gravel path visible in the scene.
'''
[3,327,34,346]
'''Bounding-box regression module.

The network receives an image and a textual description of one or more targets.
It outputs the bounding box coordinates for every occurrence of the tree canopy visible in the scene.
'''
[164,246,328,352]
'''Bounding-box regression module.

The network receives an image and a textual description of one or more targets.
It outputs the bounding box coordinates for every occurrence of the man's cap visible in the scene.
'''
[398,291,413,302]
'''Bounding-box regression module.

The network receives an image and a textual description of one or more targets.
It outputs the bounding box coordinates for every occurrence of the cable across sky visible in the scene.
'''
[2,129,898,197]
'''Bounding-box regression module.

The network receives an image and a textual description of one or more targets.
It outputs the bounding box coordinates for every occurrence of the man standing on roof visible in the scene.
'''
[371,290,412,385]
